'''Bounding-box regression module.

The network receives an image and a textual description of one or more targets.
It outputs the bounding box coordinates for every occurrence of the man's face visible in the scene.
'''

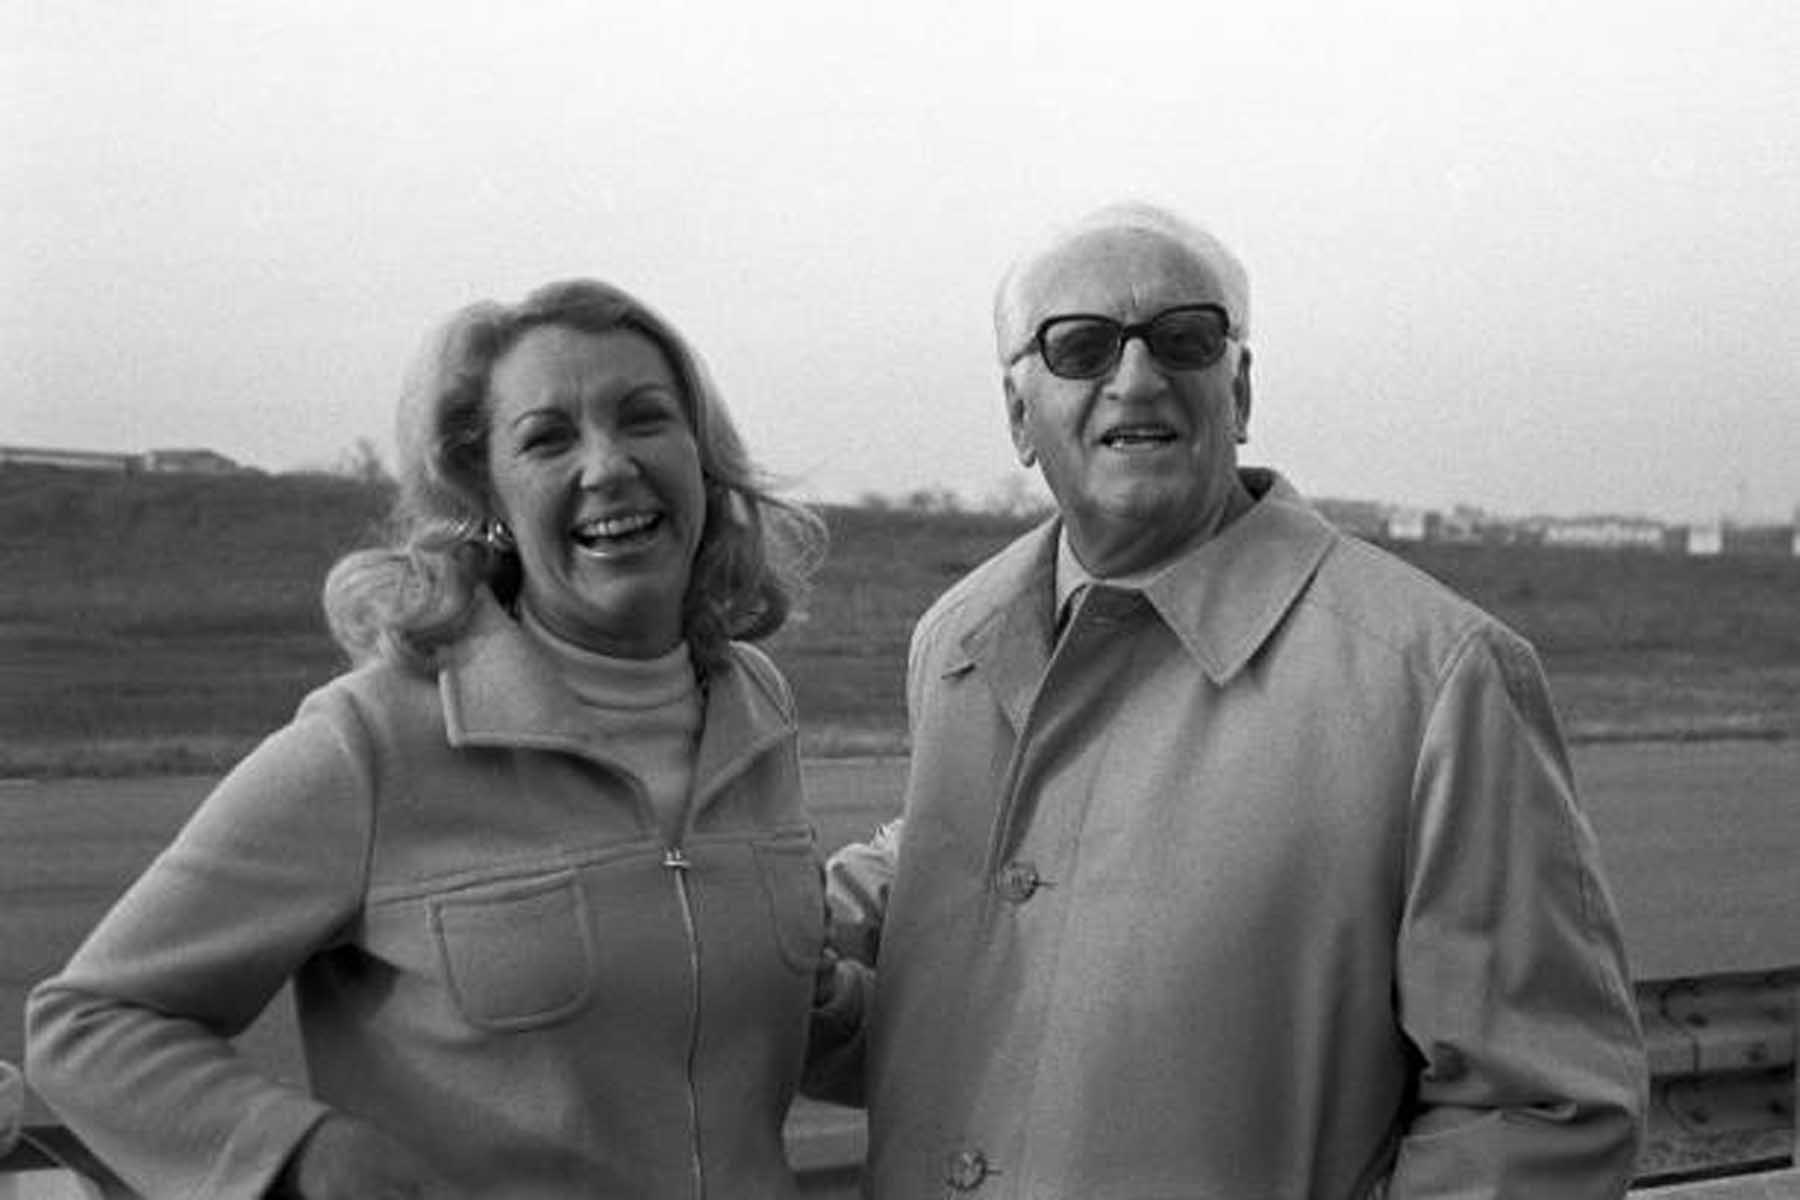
[1005,227,1251,577]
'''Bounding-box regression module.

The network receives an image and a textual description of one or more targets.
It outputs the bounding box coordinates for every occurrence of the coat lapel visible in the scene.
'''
[956,523,1059,735]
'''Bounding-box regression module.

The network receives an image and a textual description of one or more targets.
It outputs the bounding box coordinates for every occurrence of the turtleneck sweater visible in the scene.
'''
[519,606,702,843]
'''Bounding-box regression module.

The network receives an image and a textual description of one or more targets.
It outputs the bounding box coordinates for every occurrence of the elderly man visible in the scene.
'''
[808,202,1646,1197]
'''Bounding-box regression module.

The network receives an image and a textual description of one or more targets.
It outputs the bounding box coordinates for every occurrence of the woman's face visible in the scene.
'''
[484,324,706,658]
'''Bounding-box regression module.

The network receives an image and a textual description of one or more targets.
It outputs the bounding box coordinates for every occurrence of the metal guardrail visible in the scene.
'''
[1637,1169,1800,1198]
[4,972,1793,1198]
[0,1127,117,1198]
[1633,970,1799,1190]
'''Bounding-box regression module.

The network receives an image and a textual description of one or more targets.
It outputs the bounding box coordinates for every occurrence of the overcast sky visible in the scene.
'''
[5,0,1797,522]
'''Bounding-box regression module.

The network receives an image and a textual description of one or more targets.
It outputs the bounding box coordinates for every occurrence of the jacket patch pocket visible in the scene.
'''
[430,871,596,1031]
[751,839,827,974]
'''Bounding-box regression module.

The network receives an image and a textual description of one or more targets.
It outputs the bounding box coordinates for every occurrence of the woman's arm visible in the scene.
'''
[26,704,376,1198]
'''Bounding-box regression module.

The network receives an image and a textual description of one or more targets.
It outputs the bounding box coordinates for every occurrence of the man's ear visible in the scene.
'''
[1232,346,1254,444]
[1004,374,1037,467]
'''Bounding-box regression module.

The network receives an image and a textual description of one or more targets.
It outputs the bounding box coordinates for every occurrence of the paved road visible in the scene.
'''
[1572,739,1800,979]
[4,741,1797,1123]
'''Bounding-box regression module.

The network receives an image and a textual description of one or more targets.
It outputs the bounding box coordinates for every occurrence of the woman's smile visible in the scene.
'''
[570,508,667,556]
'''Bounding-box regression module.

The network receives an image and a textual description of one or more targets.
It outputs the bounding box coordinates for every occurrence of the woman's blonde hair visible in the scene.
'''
[323,278,824,677]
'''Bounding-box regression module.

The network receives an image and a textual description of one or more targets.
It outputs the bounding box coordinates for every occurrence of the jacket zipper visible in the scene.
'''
[664,845,705,1200]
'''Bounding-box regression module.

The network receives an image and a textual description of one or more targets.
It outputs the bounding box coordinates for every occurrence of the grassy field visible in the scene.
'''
[3,465,1797,776]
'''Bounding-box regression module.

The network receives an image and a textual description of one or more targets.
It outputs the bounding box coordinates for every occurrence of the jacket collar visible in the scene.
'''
[955,470,1335,722]
[1138,469,1336,684]
[439,592,793,805]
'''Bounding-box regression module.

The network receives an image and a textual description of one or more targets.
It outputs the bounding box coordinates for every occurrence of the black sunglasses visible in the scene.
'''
[1025,304,1231,380]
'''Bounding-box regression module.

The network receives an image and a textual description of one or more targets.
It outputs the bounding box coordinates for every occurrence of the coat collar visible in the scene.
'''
[439,592,793,806]
[1139,469,1336,684]
[955,470,1336,721]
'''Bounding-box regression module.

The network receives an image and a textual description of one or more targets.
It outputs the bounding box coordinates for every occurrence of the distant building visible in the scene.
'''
[1541,516,1666,550]
[1386,506,1429,542]
[1312,497,1389,540]
[1680,523,1724,557]
[0,445,136,473]
[1434,505,1490,543]
[141,448,242,474]
[0,444,244,475]
[1720,522,1799,557]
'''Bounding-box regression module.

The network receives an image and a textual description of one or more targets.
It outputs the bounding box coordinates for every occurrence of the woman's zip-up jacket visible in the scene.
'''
[27,593,826,1199]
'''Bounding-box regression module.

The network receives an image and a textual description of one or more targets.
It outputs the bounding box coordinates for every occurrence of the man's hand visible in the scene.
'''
[274,1114,460,1199]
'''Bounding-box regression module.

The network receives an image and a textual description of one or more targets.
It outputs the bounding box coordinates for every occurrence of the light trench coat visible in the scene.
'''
[814,471,1646,1199]
[28,594,825,1199]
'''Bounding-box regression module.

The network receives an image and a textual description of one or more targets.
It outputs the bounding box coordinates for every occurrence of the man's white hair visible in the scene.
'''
[992,201,1251,364]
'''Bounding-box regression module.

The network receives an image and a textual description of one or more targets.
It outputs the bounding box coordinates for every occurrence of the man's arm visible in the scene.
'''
[801,820,901,1106]
[827,819,902,967]
[1387,626,1647,1198]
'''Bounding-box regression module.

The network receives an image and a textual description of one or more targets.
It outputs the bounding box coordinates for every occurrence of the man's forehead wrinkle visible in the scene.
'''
[1125,274,1160,317]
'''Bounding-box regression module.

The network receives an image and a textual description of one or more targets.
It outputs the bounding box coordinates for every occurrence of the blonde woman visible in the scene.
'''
[29,279,828,1198]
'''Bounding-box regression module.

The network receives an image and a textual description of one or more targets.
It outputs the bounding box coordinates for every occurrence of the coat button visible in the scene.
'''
[945,1148,990,1190]
[996,860,1041,903]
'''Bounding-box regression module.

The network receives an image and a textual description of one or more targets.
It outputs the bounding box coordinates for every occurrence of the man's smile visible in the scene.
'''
[1098,422,1180,450]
